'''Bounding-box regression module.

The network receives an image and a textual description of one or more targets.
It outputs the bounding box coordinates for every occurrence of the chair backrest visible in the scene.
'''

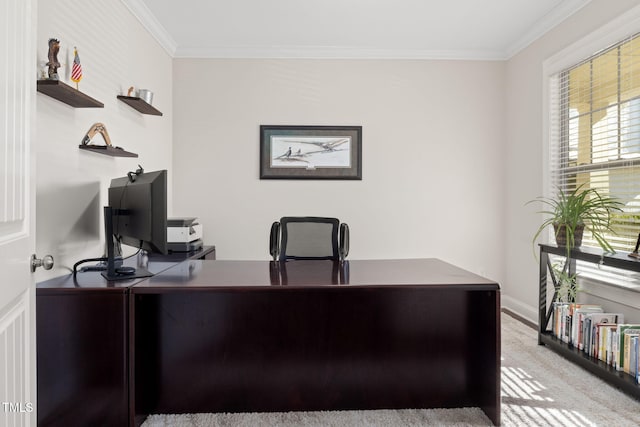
[270,216,349,262]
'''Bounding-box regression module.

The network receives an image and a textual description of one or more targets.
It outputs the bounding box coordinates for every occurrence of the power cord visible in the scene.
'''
[73,257,108,275]
[73,248,143,275]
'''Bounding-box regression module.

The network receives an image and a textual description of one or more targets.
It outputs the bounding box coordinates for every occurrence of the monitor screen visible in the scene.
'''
[108,169,168,255]
[102,169,167,280]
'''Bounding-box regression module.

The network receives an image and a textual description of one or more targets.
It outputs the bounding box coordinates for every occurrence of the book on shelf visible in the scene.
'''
[552,302,569,339]
[595,323,617,362]
[630,336,639,378]
[623,329,640,375]
[551,302,600,345]
[584,313,624,358]
[572,305,603,349]
[615,325,640,371]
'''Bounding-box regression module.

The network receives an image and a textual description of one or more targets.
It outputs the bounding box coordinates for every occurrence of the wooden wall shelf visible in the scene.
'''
[37,80,104,108]
[117,95,162,116]
[79,145,138,157]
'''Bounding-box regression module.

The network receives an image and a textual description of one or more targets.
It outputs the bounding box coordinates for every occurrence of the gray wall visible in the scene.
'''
[171,58,506,283]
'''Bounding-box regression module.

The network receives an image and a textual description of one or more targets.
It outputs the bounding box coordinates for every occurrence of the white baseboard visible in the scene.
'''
[502,294,537,325]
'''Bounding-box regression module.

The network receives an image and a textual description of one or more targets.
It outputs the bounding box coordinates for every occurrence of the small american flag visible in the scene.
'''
[71,47,83,85]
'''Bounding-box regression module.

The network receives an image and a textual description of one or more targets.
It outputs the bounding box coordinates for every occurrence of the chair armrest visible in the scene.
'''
[269,221,281,261]
[339,223,349,261]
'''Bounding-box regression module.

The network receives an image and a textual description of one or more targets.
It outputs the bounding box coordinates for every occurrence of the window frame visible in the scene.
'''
[543,7,640,238]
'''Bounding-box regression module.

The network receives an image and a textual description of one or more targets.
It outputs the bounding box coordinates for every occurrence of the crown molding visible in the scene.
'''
[173,45,507,61]
[121,0,177,56]
[505,0,592,58]
[122,0,592,60]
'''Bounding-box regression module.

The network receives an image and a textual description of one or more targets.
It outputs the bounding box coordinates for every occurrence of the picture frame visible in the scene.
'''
[260,125,362,180]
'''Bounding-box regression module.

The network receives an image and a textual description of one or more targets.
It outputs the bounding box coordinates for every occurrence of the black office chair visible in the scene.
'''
[270,216,349,262]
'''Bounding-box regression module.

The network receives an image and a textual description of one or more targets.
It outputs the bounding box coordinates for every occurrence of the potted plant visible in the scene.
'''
[529,184,623,254]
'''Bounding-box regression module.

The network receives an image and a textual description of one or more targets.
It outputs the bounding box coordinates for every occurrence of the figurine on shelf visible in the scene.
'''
[81,123,113,147]
[46,38,61,80]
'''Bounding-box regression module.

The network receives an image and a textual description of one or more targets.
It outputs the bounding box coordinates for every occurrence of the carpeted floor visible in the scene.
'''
[142,313,640,426]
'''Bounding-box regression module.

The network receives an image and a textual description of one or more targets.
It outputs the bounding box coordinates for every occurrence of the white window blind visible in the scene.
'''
[550,32,640,252]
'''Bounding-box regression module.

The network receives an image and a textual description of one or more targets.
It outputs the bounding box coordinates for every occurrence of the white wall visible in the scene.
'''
[35,0,173,280]
[33,0,640,321]
[172,59,506,281]
[504,0,640,322]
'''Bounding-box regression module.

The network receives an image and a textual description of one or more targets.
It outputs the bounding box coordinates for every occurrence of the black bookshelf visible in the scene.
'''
[538,244,640,401]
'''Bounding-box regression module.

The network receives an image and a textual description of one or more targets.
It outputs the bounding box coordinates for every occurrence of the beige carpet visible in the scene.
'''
[142,313,640,426]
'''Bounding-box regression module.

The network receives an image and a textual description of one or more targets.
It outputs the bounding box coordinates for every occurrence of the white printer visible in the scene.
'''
[167,217,203,252]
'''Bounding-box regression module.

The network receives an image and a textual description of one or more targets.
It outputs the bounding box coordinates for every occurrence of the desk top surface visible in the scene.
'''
[36,247,214,291]
[133,258,499,292]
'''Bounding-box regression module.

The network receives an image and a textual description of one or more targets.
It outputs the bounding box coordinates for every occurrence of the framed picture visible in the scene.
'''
[260,125,362,180]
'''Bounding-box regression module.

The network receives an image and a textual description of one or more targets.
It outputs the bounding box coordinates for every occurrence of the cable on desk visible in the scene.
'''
[73,257,108,275]
[72,248,142,275]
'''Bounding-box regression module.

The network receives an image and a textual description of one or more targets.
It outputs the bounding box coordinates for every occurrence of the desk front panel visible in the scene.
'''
[132,259,500,423]
[37,290,129,427]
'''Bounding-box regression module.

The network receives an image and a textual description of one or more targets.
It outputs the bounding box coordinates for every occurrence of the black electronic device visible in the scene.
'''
[101,169,168,281]
[115,266,136,275]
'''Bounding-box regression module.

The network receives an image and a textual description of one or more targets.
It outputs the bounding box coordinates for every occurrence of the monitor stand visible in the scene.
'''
[101,206,153,281]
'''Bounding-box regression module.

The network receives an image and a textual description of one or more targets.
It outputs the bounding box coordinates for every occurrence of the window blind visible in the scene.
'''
[550,32,640,252]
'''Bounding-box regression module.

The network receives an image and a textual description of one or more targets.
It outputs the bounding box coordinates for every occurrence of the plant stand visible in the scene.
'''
[538,243,640,399]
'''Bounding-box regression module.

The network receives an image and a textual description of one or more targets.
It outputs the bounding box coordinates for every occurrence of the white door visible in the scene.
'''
[0,0,37,425]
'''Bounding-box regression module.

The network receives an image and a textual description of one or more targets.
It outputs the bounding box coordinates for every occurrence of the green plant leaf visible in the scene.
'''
[527,183,623,258]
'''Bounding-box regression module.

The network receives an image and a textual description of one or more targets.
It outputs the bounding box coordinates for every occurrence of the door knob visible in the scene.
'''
[31,254,54,272]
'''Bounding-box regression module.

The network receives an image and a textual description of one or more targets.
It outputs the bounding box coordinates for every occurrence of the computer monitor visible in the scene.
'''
[101,169,168,281]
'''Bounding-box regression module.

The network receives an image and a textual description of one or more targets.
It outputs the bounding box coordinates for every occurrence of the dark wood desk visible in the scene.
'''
[132,259,500,425]
[36,246,215,427]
